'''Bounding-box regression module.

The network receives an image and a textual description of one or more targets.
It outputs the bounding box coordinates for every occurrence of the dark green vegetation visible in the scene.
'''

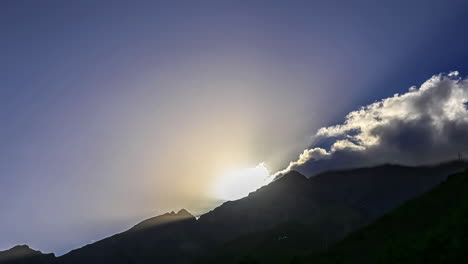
[1,162,467,264]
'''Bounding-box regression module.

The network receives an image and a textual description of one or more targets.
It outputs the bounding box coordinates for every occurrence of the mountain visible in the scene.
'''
[306,168,468,264]
[0,245,56,264]
[194,170,365,264]
[195,170,364,245]
[1,161,467,264]
[59,209,201,264]
[58,170,364,264]
[196,161,468,264]
[308,161,468,218]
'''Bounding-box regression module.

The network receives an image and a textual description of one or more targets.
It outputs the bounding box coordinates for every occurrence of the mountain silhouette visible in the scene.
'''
[308,161,468,218]
[58,170,362,264]
[197,161,468,263]
[0,245,56,264]
[307,168,468,264]
[59,209,200,264]
[129,209,194,232]
[1,161,467,264]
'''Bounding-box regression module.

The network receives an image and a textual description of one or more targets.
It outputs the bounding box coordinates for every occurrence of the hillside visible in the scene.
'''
[58,170,364,264]
[0,246,56,264]
[307,168,468,264]
[196,161,468,263]
[58,209,201,264]
[1,162,467,264]
[223,168,468,264]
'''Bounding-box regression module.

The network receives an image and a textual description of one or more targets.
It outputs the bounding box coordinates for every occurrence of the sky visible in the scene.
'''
[2,0,468,255]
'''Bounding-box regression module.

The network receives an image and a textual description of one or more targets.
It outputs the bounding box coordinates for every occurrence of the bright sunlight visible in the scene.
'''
[214,163,272,201]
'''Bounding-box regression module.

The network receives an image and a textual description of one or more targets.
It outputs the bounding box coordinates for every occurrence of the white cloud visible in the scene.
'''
[275,148,331,176]
[276,71,468,177]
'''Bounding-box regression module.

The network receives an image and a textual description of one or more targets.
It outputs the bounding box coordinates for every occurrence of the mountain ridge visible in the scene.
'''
[129,208,195,232]
[0,245,56,264]
[2,161,467,264]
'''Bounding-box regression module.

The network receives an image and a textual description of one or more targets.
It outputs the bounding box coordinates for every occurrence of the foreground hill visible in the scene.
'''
[307,168,468,264]
[1,161,467,264]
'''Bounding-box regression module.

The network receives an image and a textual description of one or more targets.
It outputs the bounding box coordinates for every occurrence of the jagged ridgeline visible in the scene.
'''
[1,161,467,264]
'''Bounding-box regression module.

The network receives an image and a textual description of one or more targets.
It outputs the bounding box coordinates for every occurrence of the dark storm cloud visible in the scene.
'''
[276,72,468,176]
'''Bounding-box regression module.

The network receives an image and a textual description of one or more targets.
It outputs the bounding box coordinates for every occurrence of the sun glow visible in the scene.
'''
[214,163,272,201]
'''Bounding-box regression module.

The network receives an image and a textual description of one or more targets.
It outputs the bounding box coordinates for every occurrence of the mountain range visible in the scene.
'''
[1,161,467,264]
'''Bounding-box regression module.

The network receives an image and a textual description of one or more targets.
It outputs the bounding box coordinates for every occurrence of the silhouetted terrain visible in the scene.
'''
[58,209,201,264]
[1,161,467,264]
[308,162,468,218]
[306,168,468,264]
[0,246,56,264]
[197,161,468,263]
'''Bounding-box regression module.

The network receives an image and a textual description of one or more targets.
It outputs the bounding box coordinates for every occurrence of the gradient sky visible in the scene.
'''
[2,0,468,255]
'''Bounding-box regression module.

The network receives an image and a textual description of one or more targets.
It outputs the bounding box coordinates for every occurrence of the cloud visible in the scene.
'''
[275,71,468,177]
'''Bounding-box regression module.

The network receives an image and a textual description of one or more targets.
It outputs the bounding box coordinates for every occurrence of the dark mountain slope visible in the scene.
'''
[307,168,468,264]
[0,245,56,264]
[2,162,467,264]
[309,161,468,218]
[196,161,468,264]
[57,171,359,264]
[58,209,200,264]
[195,170,364,245]
[195,172,365,264]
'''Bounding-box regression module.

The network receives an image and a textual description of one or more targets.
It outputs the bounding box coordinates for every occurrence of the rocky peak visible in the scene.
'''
[176,209,193,218]
[130,209,195,232]
[0,245,54,262]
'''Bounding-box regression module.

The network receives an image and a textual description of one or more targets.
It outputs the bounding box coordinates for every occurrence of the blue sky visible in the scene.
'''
[2,0,468,255]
